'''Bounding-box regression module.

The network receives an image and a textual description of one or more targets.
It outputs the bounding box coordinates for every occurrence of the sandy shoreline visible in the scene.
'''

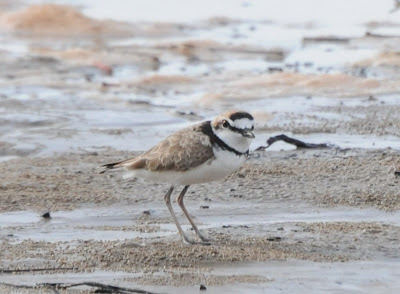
[1,1,400,292]
[1,148,400,293]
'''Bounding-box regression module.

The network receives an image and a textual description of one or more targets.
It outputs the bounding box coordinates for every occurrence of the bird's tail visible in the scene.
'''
[99,161,124,174]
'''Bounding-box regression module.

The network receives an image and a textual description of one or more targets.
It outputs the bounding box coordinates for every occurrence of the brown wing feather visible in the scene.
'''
[116,122,214,172]
[99,157,145,173]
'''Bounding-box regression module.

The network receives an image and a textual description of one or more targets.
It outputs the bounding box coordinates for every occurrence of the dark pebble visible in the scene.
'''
[42,212,51,219]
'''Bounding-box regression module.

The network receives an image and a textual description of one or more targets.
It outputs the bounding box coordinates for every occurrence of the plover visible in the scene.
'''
[101,110,255,245]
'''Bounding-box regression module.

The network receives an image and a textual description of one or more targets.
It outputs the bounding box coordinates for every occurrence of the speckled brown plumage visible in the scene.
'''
[101,110,255,245]
[103,122,214,172]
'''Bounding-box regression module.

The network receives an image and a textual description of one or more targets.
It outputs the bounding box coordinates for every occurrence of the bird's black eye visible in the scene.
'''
[222,120,230,128]
[251,126,254,131]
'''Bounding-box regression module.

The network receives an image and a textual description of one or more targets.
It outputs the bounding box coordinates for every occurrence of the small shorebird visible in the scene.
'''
[101,110,255,245]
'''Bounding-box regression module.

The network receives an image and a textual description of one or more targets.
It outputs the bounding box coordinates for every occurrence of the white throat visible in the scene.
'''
[212,127,252,154]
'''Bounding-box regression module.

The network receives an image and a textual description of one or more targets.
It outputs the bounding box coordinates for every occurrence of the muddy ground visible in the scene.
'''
[1,147,400,293]
[1,1,400,293]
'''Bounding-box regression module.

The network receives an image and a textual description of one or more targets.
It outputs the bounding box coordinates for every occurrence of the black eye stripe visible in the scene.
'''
[200,121,249,156]
[219,119,253,133]
[228,125,251,134]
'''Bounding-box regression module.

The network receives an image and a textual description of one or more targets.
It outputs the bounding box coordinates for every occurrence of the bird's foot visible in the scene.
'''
[181,235,211,246]
[196,233,211,244]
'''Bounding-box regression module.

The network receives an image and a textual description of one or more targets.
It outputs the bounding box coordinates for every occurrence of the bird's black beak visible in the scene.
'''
[241,129,255,139]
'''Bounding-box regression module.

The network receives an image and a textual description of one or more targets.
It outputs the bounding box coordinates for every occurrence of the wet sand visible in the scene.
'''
[1,148,400,293]
[1,1,400,293]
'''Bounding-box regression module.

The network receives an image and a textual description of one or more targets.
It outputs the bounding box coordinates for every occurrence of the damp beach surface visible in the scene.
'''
[1,0,400,293]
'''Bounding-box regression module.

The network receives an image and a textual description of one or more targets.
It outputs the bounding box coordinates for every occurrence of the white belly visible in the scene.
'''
[123,149,246,186]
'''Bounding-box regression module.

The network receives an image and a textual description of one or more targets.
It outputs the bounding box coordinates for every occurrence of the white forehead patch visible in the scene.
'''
[232,118,254,129]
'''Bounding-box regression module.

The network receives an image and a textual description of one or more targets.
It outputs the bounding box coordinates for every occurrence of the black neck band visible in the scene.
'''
[201,121,248,156]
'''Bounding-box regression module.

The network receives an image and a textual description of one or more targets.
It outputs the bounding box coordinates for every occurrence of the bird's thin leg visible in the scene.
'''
[163,186,194,245]
[177,185,210,244]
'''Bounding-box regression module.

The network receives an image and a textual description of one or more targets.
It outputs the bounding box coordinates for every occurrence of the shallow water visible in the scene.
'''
[208,260,400,294]
[1,2,400,293]
[2,201,400,243]
[25,0,397,24]
[1,259,399,294]
[2,200,400,293]
[1,0,400,161]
